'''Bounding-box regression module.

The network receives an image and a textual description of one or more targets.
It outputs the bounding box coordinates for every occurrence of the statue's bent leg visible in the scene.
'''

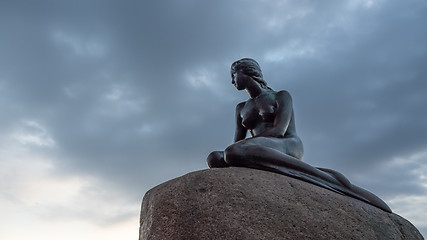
[223,137,340,185]
[223,138,392,212]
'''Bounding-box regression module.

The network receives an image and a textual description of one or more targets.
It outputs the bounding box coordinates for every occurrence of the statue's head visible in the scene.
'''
[231,58,268,88]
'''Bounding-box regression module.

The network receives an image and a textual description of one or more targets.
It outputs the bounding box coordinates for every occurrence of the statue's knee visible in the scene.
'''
[207,151,226,168]
[224,145,245,166]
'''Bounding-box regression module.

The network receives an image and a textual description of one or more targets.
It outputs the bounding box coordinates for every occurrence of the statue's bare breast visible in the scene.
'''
[240,92,277,135]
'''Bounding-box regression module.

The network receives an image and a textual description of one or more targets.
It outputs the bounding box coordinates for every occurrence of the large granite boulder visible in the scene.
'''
[139,167,423,240]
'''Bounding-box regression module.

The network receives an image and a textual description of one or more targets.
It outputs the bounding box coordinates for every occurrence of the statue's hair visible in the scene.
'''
[231,58,270,89]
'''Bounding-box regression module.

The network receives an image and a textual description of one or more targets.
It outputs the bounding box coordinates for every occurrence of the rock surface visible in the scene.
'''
[139,167,424,240]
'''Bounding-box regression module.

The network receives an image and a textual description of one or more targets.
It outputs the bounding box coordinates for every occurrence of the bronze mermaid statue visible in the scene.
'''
[207,58,391,213]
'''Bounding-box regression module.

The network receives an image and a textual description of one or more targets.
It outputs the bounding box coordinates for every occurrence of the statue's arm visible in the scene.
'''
[258,90,292,137]
[234,102,247,142]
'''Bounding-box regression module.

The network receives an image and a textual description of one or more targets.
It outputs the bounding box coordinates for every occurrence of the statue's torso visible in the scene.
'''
[240,91,297,137]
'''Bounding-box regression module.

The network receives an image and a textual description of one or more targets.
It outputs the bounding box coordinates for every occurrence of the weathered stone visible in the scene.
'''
[139,167,424,240]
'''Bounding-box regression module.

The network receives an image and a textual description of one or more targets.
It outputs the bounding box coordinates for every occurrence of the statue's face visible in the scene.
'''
[231,69,251,91]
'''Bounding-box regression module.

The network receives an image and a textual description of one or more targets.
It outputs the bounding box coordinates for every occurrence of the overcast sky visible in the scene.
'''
[1,0,426,239]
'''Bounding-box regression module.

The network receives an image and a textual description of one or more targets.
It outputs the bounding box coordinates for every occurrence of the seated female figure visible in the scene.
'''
[208,58,311,177]
[207,58,391,213]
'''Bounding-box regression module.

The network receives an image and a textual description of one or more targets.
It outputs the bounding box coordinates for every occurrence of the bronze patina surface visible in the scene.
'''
[207,58,391,212]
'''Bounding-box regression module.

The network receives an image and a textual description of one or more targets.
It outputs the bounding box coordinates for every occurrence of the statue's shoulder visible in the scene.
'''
[276,89,291,96]
[275,90,292,101]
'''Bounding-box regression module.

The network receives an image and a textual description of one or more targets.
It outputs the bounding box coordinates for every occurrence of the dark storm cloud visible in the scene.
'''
[285,1,427,172]
[1,0,427,221]
[0,0,266,192]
